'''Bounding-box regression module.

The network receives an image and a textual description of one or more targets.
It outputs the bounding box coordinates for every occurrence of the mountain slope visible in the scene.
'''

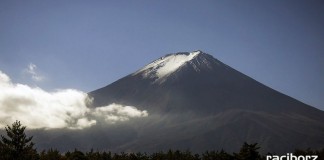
[89,50,324,153]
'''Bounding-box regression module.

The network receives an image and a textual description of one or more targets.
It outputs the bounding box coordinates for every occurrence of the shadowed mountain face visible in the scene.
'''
[90,51,322,116]
[89,51,324,153]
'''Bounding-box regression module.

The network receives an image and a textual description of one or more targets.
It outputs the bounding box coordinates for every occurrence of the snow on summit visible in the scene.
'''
[134,51,201,82]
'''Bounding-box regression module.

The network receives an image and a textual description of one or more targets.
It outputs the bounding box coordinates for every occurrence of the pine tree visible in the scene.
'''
[234,142,261,160]
[0,120,38,160]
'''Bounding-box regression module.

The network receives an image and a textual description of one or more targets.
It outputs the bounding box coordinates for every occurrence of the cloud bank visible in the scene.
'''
[0,70,148,129]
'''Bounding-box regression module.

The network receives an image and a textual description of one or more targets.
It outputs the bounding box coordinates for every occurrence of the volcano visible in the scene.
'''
[89,50,324,153]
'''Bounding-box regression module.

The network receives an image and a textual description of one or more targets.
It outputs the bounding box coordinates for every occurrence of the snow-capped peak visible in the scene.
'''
[134,51,201,82]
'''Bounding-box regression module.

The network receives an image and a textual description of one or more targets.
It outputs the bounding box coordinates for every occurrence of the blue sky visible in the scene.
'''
[0,0,323,110]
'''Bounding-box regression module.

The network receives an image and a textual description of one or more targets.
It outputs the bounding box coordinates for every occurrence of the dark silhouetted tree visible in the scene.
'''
[86,149,101,160]
[40,148,62,160]
[65,149,87,160]
[102,151,113,160]
[234,142,261,160]
[0,120,38,160]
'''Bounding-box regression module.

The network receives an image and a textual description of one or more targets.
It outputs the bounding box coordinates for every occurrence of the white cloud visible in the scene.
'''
[93,103,148,123]
[0,71,11,85]
[25,63,44,82]
[0,70,148,129]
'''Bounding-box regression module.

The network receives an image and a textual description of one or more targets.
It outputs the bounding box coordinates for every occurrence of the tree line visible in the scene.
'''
[0,121,323,160]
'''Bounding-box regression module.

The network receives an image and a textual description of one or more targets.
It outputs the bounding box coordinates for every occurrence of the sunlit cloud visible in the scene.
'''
[25,63,44,82]
[93,103,148,123]
[0,70,148,129]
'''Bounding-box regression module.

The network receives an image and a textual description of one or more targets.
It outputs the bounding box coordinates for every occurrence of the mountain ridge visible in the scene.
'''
[90,51,322,114]
[88,50,324,153]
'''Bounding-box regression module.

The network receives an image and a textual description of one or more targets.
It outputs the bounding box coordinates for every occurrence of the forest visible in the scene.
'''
[0,121,323,160]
